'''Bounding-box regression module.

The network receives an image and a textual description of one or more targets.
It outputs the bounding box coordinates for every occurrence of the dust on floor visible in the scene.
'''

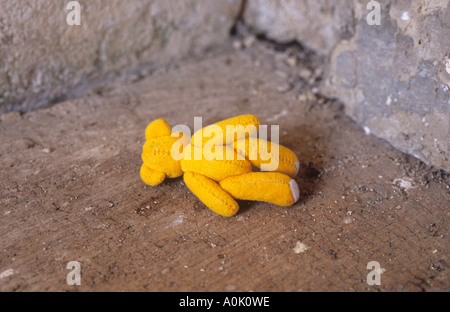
[0,42,448,291]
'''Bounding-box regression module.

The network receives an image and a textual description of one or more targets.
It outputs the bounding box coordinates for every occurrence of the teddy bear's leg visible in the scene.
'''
[183,171,239,217]
[234,137,300,178]
[220,172,299,206]
[140,164,166,186]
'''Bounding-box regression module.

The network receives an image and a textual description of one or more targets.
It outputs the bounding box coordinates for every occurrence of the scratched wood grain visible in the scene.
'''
[0,45,448,291]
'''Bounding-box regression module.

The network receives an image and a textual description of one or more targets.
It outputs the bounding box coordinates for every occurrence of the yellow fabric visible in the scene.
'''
[183,171,239,217]
[234,137,299,178]
[142,136,183,178]
[140,119,186,185]
[145,118,171,140]
[181,143,252,181]
[191,114,260,147]
[140,115,300,217]
[220,172,297,206]
[140,165,165,186]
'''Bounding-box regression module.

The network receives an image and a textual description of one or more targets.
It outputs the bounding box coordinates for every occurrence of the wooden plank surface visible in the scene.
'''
[0,44,448,291]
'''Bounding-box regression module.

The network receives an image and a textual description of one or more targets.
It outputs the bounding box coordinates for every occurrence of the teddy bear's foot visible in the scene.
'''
[220,172,299,206]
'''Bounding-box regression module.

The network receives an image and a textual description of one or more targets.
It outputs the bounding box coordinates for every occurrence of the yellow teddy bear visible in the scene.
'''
[140,115,300,217]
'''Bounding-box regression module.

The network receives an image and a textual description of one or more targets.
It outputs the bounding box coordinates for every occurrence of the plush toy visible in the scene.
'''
[140,115,300,217]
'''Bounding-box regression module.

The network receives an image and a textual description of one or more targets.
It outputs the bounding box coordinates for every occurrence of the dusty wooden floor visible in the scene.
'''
[0,42,449,291]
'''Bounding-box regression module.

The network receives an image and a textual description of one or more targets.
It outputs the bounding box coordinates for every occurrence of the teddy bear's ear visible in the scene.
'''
[145,118,172,140]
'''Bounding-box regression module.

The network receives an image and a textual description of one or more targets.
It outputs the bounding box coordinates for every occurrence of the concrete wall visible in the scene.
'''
[1,0,448,171]
[0,0,242,113]
[245,0,449,171]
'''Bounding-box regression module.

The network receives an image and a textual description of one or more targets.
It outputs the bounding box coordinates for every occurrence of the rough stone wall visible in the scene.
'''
[0,0,242,113]
[244,0,450,172]
[2,0,448,171]
[244,0,355,55]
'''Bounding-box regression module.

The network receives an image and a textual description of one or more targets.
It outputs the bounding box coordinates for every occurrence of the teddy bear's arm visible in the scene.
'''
[180,144,252,181]
[191,114,260,147]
